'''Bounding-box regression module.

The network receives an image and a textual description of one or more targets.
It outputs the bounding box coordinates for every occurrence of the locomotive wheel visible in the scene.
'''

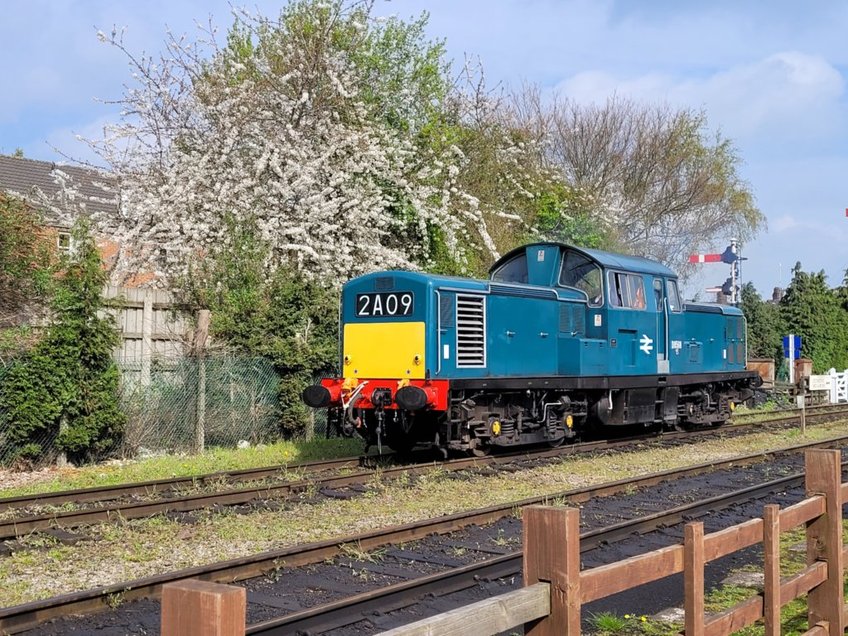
[468,437,491,457]
[547,435,566,448]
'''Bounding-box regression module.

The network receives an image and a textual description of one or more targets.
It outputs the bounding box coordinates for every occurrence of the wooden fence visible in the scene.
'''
[102,286,191,385]
[159,449,847,635]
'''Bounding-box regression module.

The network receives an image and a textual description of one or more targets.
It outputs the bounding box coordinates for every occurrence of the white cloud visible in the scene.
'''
[772,215,799,233]
[557,51,846,143]
[769,213,848,237]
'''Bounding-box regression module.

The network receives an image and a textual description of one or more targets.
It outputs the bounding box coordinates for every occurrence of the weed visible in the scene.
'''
[265,558,288,582]
[395,471,411,488]
[7,426,848,609]
[590,611,629,633]
[491,528,515,547]
[339,542,385,563]
[106,592,124,609]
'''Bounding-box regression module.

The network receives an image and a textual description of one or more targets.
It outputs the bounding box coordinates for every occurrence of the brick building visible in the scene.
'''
[0,153,123,266]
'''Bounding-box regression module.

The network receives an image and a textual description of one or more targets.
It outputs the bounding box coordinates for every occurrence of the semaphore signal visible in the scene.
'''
[689,253,723,263]
[689,238,745,305]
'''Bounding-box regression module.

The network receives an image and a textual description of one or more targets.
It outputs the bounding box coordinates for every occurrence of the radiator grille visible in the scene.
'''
[559,304,585,335]
[456,294,486,368]
[439,293,455,329]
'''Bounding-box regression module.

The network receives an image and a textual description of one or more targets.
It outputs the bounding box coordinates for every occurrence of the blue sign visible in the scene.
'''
[782,335,802,359]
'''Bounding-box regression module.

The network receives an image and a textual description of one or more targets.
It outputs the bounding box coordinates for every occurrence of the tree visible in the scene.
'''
[779,263,848,372]
[179,216,338,435]
[837,269,848,311]
[509,92,764,273]
[739,282,784,363]
[0,192,51,332]
[0,219,125,464]
[437,77,603,270]
[91,1,510,286]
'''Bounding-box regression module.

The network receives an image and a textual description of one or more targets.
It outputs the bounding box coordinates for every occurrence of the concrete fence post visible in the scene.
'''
[194,309,210,454]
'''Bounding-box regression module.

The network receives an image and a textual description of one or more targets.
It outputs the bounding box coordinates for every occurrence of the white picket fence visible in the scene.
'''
[826,368,848,403]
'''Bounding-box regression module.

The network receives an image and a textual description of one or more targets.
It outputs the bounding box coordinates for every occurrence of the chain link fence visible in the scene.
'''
[0,354,331,467]
[0,361,61,467]
[120,355,281,456]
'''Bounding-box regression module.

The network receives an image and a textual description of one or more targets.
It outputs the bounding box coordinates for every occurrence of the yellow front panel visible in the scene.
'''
[343,322,426,380]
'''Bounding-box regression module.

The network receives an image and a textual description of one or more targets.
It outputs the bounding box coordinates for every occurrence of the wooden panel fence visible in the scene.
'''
[161,449,848,635]
[102,285,191,385]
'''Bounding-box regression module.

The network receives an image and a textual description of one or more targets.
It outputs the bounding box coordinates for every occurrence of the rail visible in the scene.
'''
[160,448,847,635]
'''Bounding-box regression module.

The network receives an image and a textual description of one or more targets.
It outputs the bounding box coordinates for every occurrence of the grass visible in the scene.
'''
[590,611,631,633]
[590,612,654,635]
[588,523,848,635]
[0,420,847,608]
[0,437,362,499]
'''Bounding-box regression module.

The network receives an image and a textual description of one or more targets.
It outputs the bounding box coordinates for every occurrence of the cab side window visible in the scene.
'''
[667,280,682,312]
[559,251,603,306]
[491,253,528,284]
[653,278,664,312]
[609,272,647,310]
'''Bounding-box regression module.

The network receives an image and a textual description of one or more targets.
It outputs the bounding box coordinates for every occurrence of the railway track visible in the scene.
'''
[248,465,818,635]
[0,405,848,540]
[1,404,834,512]
[2,432,847,634]
[0,454,369,512]
[0,404,846,542]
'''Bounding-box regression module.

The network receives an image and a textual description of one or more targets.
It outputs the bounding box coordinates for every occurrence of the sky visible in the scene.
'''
[1,0,846,297]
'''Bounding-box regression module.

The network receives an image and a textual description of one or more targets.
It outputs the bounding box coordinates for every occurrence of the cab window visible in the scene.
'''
[609,272,646,310]
[653,278,664,312]
[559,251,603,306]
[491,253,528,284]
[667,280,682,312]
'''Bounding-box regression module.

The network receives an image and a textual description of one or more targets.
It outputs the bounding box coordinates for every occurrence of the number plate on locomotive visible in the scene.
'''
[356,292,414,317]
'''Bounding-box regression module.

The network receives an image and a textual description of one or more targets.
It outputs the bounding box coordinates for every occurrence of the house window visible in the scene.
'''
[57,231,74,255]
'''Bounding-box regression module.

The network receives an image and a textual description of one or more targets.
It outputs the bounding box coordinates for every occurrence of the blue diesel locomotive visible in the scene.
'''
[303,242,759,455]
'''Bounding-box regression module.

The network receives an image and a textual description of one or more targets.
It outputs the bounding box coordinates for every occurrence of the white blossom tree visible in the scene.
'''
[90,1,510,287]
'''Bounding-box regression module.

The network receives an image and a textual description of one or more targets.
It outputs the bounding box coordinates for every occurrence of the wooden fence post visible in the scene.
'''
[523,505,580,636]
[684,521,705,636]
[804,449,844,636]
[161,579,245,636]
[763,504,781,636]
